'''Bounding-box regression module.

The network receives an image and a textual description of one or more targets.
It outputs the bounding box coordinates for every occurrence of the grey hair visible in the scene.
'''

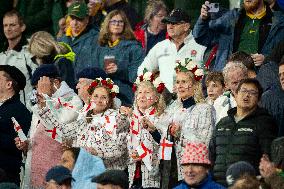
[223,61,248,82]
[144,0,168,24]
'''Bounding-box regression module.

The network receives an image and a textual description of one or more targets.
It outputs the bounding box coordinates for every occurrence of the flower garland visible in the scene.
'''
[88,78,119,98]
[175,58,205,81]
[132,71,165,94]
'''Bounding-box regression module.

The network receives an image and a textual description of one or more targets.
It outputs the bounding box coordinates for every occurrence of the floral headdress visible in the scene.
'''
[175,58,205,81]
[132,71,165,94]
[88,78,119,98]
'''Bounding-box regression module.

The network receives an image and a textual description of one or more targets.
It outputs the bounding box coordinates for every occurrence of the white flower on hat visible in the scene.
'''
[97,77,103,81]
[153,77,162,88]
[106,78,113,83]
[195,68,204,76]
[179,59,186,67]
[112,85,119,93]
[186,61,197,71]
[143,72,152,81]
[135,77,140,85]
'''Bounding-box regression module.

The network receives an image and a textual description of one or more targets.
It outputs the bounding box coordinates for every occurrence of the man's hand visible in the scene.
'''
[15,137,29,152]
[259,154,276,178]
[251,53,265,67]
[201,1,210,20]
[37,76,53,96]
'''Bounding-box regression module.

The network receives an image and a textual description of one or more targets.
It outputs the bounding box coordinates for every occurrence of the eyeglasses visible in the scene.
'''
[109,20,124,26]
[167,21,185,25]
[239,89,258,96]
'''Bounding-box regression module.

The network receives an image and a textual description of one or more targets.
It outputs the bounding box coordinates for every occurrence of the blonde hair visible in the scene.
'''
[144,0,167,24]
[98,10,135,46]
[176,71,205,103]
[134,81,166,116]
[28,31,69,59]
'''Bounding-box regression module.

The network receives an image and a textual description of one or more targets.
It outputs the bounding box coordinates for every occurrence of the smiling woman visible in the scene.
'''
[95,10,145,106]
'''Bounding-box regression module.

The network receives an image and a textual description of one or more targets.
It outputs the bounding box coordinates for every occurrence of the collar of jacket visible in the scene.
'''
[181,96,195,109]
[3,35,27,52]
[168,31,193,45]
[181,173,213,188]
[227,106,268,121]
[246,5,266,19]
[1,94,20,106]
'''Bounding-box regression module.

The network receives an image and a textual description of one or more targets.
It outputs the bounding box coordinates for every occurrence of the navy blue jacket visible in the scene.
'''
[174,174,225,189]
[0,94,31,184]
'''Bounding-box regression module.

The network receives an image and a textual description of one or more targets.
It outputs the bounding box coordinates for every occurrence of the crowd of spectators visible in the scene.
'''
[0,0,284,189]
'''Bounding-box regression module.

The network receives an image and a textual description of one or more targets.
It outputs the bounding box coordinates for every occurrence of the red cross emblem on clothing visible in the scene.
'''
[45,127,58,139]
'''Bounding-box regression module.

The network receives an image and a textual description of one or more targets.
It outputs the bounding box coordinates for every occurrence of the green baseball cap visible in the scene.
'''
[68,2,88,19]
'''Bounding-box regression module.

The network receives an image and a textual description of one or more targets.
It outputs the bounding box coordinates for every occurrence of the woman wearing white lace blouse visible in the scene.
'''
[160,59,215,181]
[40,78,129,171]
[124,71,166,189]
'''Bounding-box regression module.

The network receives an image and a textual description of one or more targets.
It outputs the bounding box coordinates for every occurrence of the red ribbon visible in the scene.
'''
[139,142,152,159]
[160,138,173,160]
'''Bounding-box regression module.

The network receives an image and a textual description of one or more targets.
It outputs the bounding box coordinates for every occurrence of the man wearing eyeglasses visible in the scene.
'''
[210,78,278,186]
[260,57,284,137]
[137,8,206,93]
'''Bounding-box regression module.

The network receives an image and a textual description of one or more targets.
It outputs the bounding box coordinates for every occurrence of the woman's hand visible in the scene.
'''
[105,63,118,74]
[169,123,181,138]
[141,117,156,132]
[14,137,29,152]
[130,150,141,161]
[120,106,133,117]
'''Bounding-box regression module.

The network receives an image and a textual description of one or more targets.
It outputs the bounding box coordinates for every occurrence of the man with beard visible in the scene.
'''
[193,0,284,71]
[210,78,278,186]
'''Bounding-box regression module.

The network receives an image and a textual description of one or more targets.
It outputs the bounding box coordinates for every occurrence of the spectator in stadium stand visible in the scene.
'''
[213,61,248,123]
[158,59,215,184]
[29,31,76,89]
[138,8,206,94]
[122,71,166,189]
[16,64,82,189]
[92,169,129,189]
[51,77,129,171]
[205,71,225,105]
[174,143,225,189]
[58,2,99,78]
[0,65,31,185]
[259,137,284,189]
[0,10,38,111]
[45,166,73,189]
[60,147,105,189]
[95,10,144,106]
[260,57,284,137]
[134,0,168,55]
[193,0,284,71]
[210,78,278,186]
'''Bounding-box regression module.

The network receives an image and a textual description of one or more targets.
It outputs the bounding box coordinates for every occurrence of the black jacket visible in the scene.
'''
[210,107,278,185]
[0,94,31,184]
